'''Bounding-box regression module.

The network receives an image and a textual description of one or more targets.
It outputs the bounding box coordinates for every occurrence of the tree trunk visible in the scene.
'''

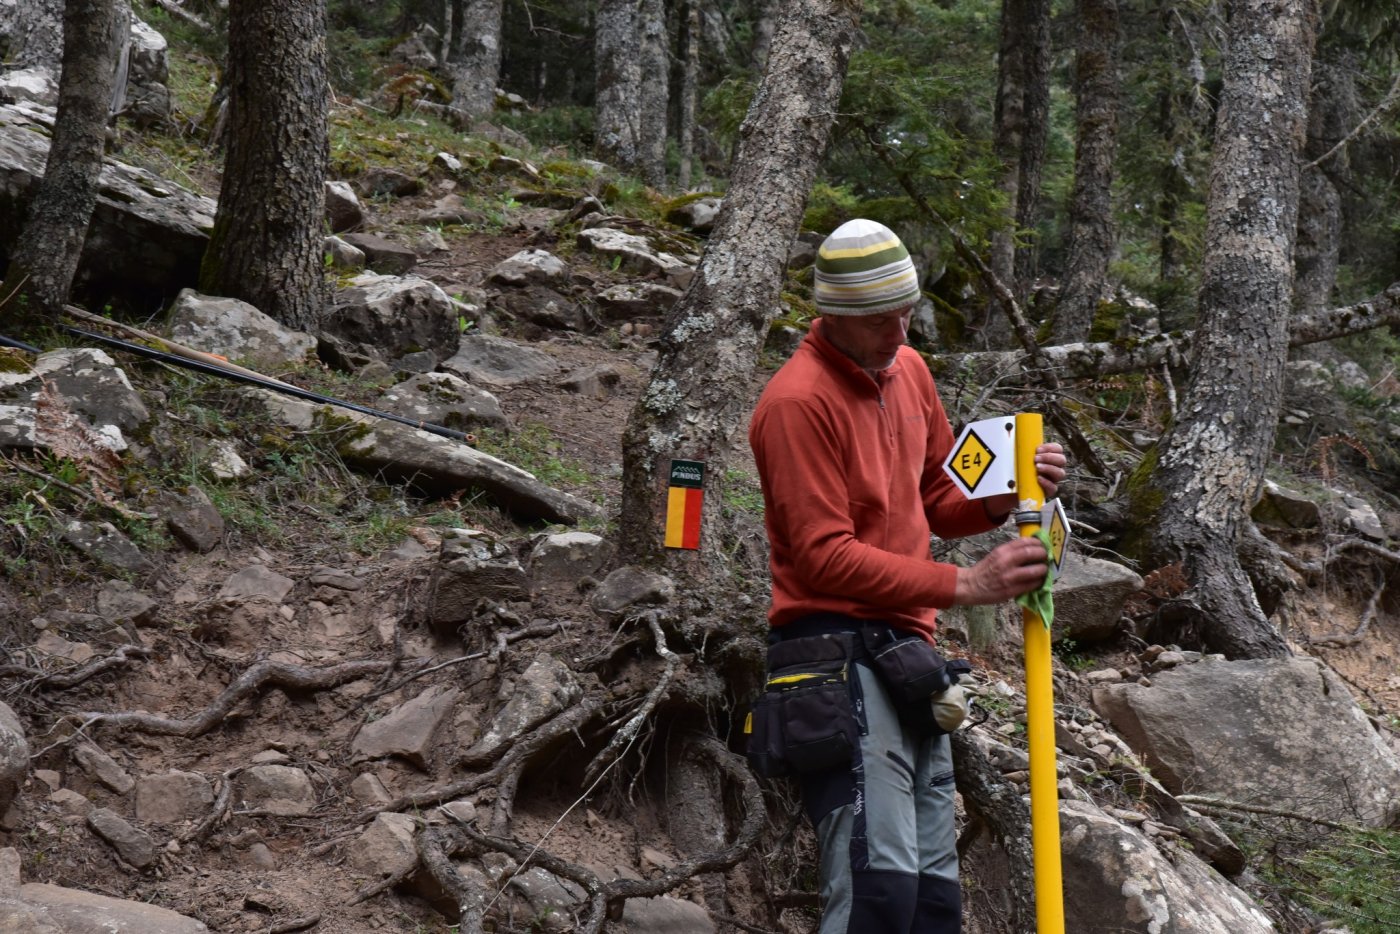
[595,0,643,173]
[1143,0,1320,661]
[677,2,700,190]
[1294,53,1354,316]
[1050,0,1120,344]
[638,0,669,187]
[2,0,124,327]
[984,0,1050,346]
[198,0,329,333]
[618,0,861,572]
[450,0,503,122]
[751,0,777,73]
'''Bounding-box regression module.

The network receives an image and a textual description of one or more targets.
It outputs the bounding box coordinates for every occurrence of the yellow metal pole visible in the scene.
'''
[1015,412,1065,933]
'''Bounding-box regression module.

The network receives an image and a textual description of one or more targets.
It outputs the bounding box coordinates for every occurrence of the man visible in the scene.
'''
[748,218,1066,933]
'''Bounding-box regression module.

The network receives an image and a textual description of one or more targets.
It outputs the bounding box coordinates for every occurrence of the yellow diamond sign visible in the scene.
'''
[1046,498,1070,577]
[949,429,996,495]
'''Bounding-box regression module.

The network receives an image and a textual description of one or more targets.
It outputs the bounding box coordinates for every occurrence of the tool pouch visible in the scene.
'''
[745,633,859,778]
[860,626,973,735]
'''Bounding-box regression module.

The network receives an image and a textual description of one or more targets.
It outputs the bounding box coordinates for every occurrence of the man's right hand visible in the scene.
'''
[952,536,1050,606]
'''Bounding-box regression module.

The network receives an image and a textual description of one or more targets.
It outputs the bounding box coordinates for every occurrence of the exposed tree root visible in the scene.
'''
[950,731,1036,931]
[0,644,150,692]
[258,914,321,934]
[74,659,396,736]
[1311,574,1388,648]
[416,826,488,932]
[179,766,242,845]
[584,610,679,786]
[1176,794,1355,832]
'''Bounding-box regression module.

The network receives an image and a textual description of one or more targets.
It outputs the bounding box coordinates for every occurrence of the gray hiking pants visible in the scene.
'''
[798,661,961,933]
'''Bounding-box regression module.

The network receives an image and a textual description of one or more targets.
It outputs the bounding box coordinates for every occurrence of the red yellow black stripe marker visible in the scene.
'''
[664,459,705,549]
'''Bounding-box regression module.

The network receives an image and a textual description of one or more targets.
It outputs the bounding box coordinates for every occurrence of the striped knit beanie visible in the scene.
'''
[813,219,920,316]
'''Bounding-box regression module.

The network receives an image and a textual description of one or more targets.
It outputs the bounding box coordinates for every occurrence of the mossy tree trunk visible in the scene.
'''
[449,0,503,122]
[637,0,669,187]
[1144,0,1320,661]
[1050,0,1120,344]
[618,0,861,575]
[198,0,328,333]
[594,0,643,172]
[1,0,125,329]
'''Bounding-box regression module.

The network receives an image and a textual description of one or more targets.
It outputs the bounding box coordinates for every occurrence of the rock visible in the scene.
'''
[49,789,93,818]
[665,196,722,234]
[0,703,28,817]
[1094,656,1400,827]
[590,567,676,622]
[95,580,158,627]
[217,566,295,604]
[1059,799,1272,932]
[0,102,216,308]
[377,372,509,433]
[21,881,210,932]
[0,67,57,106]
[489,249,572,288]
[0,347,148,454]
[361,167,423,198]
[427,530,531,633]
[134,771,214,825]
[576,226,693,287]
[1053,554,1144,643]
[559,364,623,399]
[159,486,225,554]
[431,151,461,173]
[205,439,248,480]
[60,521,154,575]
[124,16,173,128]
[595,282,684,320]
[620,895,715,933]
[339,233,418,275]
[348,812,419,878]
[352,685,460,769]
[252,388,598,524]
[463,657,582,762]
[441,333,559,388]
[324,234,366,269]
[71,740,134,795]
[1251,479,1321,529]
[349,773,393,806]
[87,808,156,868]
[235,765,316,816]
[493,285,591,331]
[529,532,614,588]
[416,192,481,226]
[166,289,317,370]
[324,180,365,233]
[35,632,93,664]
[325,272,459,362]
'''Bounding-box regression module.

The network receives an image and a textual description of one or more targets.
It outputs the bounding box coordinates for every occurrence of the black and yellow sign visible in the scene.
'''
[943,417,1016,499]
[1043,498,1071,577]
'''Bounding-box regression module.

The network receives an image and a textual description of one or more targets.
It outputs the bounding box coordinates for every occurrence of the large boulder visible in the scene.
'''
[1053,554,1143,643]
[324,273,460,362]
[0,102,215,308]
[1094,656,1400,827]
[166,289,317,370]
[0,348,148,456]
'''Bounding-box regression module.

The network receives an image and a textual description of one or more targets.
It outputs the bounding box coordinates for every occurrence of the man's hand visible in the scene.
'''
[952,536,1051,605]
[982,443,1069,520]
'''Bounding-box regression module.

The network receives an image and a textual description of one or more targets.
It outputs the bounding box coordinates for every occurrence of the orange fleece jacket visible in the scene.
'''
[748,319,1000,641]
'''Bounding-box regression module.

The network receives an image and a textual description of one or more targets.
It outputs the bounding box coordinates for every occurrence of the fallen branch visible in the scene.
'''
[0,644,150,692]
[147,0,212,30]
[75,659,396,736]
[1176,794,1355,832]
[2,455,157,521]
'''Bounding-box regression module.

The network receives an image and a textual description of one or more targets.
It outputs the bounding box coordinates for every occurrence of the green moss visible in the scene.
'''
[1119,445,1165,562]
[1088,299,1129,343]
[0,349,32,374]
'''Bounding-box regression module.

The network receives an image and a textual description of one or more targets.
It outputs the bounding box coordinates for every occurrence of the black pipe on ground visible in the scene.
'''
[0,334,42,353]
[55,324,473,443]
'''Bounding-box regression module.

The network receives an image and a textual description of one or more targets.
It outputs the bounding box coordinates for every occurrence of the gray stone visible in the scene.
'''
[0,704,28,817]
[1053,554,1144,644]
[133,771,213,825]
[59,521,154,575]
[620,895,715,933]
[21,882,209,932]
[489,249,572,288]
[441,333,559,388]
[326,272,459,361]
[665,196,722,234]
[595,282,684,320]
[377,372,509,433]
[323,234,366,269]
[416,192,480,226]
[559,364,623,399]
[347,812,419,878]
[1251,479,1321,529]
[252,388,598,524]
[324,180,364,233]
[349,773,393,806]
[123,16,173,128]
[87,808,156,868]
[95,580,158,627]
[0,103,215,308]
[494,285,591,332]
[341,233,418,275]
[1094,656,1400,827]
[428,530,531,632]
[1058,799,1273,932]
[0,347,148,453]
[361,167,423,199]
[71,740,134,794]
[48,789,93,818]
[205,439,248,480]
[217,565,295,604]
[464,656,582,762]
[352,685,460,769]
[166,289,317,370]
[0,67,57,106]
[529,532,614,588]
[235,765,316,816]
[576,226,693,287]
[591,567,676,622]
[160,485,224,554]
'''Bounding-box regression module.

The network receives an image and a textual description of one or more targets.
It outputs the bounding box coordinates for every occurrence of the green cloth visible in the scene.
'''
[1015,528,1055,630]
